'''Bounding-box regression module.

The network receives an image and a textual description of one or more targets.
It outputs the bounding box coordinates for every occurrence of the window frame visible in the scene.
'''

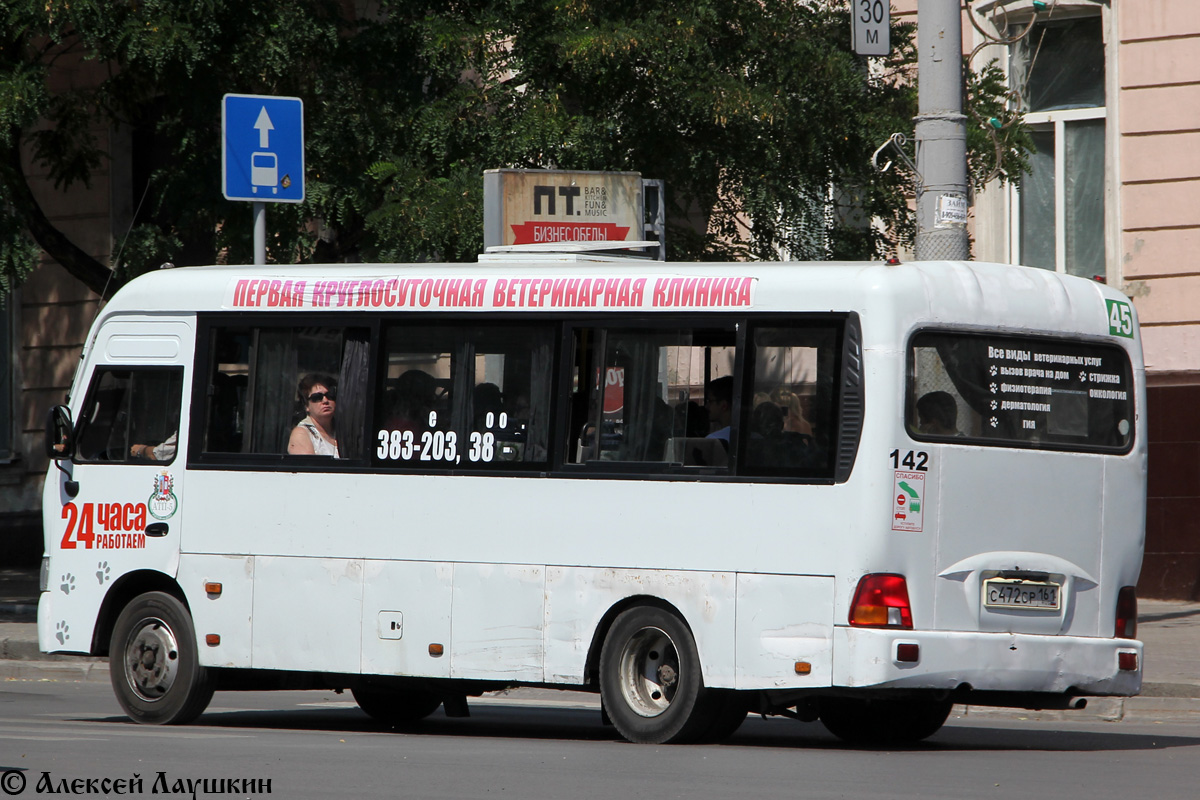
[555,315,743,476]
[1009,106,1108,277]
[189,313,380,470]
[555,312,860,484]
[371,317,558,474]
[969,2,1116,279]
[73,365,186,467]
[905,327,1136,455]
[188,311,864,485]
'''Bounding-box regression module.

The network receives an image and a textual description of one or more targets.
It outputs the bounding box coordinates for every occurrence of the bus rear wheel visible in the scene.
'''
[109,591,214,725]
[352,685,443,726]
[819,695,952,746]
[599,606,715,744]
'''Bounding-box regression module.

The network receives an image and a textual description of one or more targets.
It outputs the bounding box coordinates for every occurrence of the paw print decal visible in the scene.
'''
[55,621,70,645]
[96,561,111,585]
[60,573,76,595]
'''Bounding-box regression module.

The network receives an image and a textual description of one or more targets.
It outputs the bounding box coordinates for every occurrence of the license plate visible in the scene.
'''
[983,579,1061,611]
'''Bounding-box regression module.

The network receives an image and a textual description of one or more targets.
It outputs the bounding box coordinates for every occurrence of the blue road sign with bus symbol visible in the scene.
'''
[222,94,304,203]
[251,153,278,193]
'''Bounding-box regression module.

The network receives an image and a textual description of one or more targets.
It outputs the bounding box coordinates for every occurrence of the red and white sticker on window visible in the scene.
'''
[892,471,925,532]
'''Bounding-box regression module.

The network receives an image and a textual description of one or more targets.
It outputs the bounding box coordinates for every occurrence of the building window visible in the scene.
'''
[1010,14,1107,281]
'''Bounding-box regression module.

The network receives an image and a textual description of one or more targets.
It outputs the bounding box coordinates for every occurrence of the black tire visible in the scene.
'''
[697,689,748,743]
[599,605,716,744]
[819,695,952,746]
[352,685,443,726]
[109,591,214,725]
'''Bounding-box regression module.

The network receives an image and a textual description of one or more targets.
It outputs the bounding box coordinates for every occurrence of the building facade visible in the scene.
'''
[2,45,110,564]
[894,0,1200,597]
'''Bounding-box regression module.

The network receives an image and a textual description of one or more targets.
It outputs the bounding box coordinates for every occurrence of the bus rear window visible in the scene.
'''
[907,331,1134,452]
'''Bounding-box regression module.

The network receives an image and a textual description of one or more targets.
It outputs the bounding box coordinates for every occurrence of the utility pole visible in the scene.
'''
[914,0,970,261]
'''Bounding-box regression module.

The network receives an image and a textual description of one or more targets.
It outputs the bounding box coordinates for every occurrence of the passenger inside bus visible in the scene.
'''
[916,390,959,437]
[129,374,183,462]
[774,388,814,436]
[288,373,339,457]
[751,401,785,438]
[130,433,177,461]
[705,376,734,442]
[384,369,438,433]
[472,382,505,430]
[672,400,709,438]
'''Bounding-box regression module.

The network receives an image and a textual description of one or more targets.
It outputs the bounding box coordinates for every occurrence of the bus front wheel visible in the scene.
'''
[819,695,952,746]
[109,592,214,725]
[599,606,715,744]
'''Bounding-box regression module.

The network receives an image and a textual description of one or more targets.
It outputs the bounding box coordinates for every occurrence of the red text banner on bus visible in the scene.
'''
[223,275,757,311]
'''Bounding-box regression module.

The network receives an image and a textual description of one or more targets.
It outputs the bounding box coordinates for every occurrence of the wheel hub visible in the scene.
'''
[657,664,677,687]
[123,617,179,702]
[617,626,681,718]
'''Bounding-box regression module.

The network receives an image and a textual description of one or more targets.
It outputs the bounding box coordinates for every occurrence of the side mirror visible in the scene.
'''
[45,405,76,460]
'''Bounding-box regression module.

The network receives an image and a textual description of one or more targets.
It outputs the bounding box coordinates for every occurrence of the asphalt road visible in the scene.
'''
[1,682,1199,800]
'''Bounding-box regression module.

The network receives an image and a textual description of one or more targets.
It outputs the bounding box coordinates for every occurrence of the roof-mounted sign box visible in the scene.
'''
[483,169,643,250]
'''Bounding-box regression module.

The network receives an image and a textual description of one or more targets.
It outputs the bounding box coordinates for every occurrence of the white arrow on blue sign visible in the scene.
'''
[222,94,305,203]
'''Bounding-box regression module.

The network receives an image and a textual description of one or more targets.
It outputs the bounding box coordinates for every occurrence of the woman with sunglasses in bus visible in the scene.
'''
[288,373,339,457]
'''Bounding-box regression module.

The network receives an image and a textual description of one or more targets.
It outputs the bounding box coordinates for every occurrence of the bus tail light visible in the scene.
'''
[1115,586,1137,639]
[849,573,913,629]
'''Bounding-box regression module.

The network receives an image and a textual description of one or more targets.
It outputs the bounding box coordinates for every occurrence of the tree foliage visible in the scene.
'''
[0,0,1027,299]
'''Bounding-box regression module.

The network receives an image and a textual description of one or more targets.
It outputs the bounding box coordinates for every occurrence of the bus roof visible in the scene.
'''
[95,259,1138,352]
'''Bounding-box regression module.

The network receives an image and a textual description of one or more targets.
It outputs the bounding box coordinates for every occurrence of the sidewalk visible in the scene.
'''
[3,567,1198,720]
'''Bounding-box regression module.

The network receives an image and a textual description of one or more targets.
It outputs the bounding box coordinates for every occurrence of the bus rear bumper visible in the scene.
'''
[832,626,1143,697]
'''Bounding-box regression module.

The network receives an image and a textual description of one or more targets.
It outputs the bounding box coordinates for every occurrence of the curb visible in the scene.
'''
[0,635,89,663]
[0,659,109,683]
[0,636,45,661]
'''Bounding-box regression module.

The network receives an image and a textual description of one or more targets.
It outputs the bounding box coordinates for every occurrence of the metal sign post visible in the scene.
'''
[222,94,305,265]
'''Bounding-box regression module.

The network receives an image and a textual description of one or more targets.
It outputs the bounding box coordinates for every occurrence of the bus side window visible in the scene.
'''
[201,325,368,460]
[204,330,251,453]
[75,368,183,464]
[374,324,458,467]
[465,325,554,464]
[373,322,554,469]
[568,326,735,466]
[742,324,840,478]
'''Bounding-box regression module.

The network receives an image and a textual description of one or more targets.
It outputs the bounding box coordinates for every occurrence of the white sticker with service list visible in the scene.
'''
[892,471,925,532]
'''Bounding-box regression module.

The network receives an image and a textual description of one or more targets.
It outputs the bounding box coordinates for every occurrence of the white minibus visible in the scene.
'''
[40,257,1145,744]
